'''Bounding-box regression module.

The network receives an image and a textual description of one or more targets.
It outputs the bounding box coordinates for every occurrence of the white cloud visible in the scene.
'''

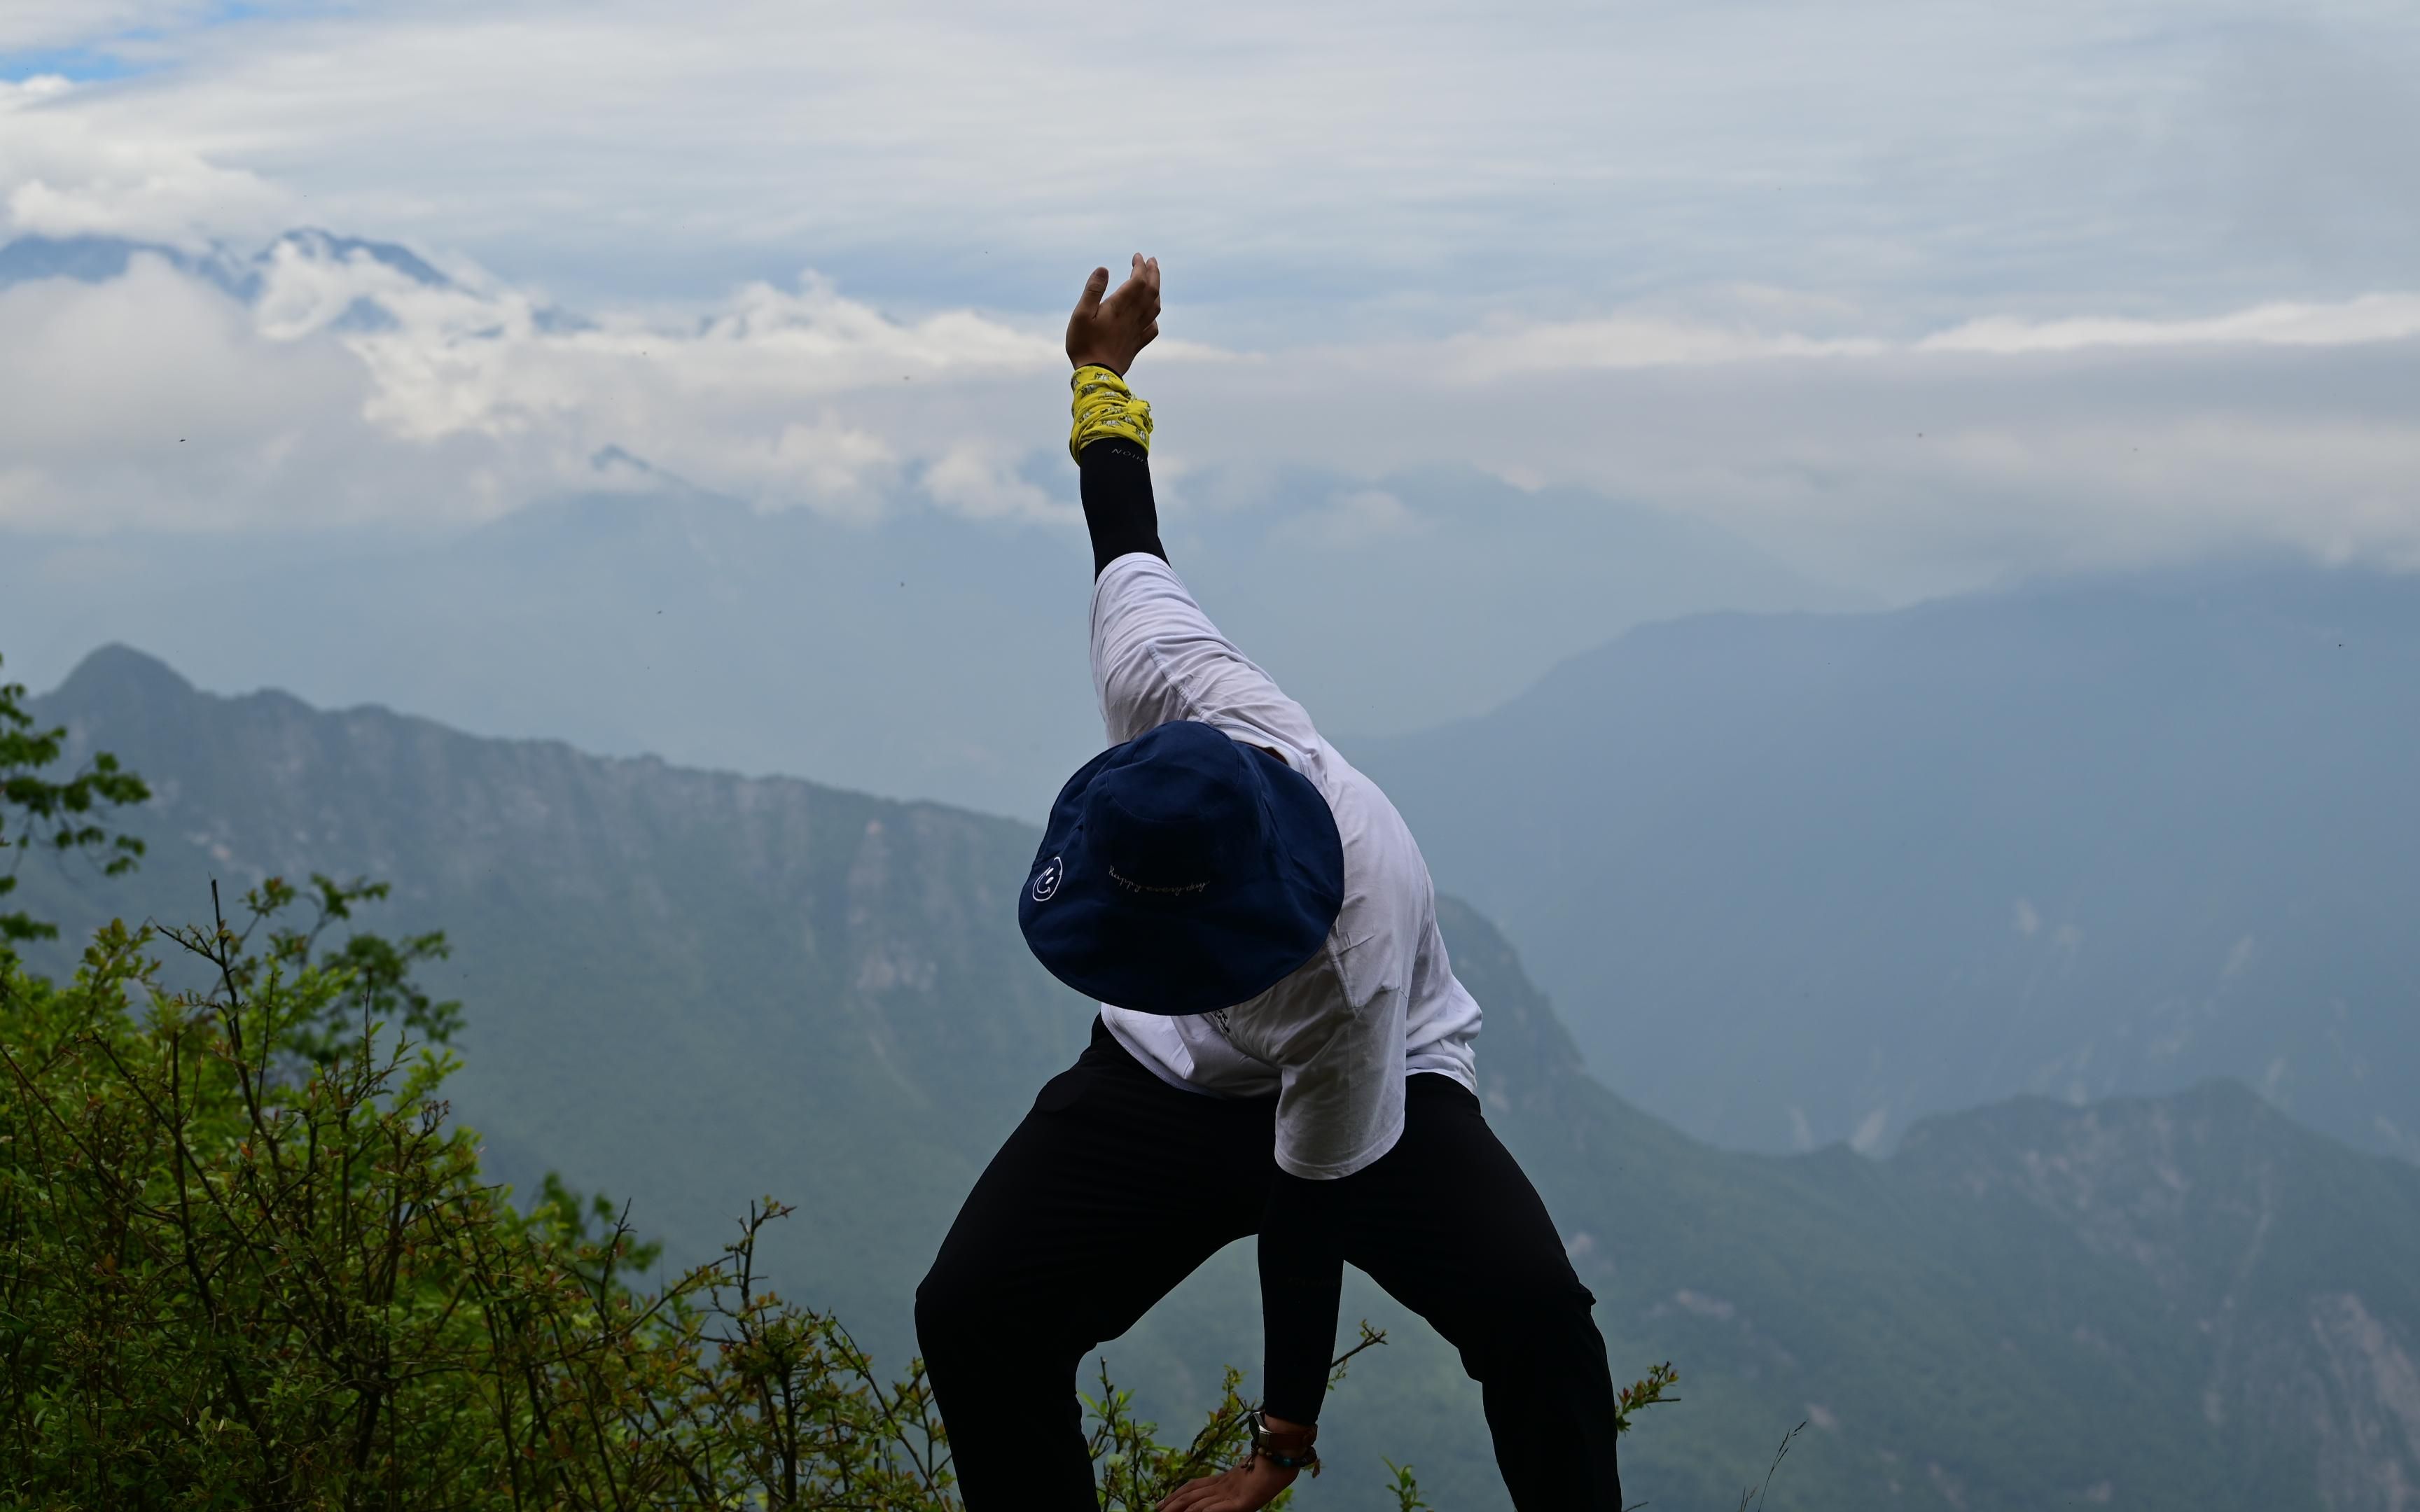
[0,252,524,531]
[1919,295,2420,355]
[1274,489,1426,548]
[1,75,289,247]
[0,76,72,104]
[1400,292,2420,376]
[1418,318,1886,382]
[922,442,1066,525]
[760,415,900,518]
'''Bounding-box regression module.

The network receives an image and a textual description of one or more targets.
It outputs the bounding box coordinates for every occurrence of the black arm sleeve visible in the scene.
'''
[1258,1170,1346,1426]
[1078,437,1166,578]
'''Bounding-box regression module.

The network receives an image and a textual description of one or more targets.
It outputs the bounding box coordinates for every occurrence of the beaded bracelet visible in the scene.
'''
[1246,1408,1321,1477]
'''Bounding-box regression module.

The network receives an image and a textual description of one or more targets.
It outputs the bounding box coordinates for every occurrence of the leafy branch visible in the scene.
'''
[0,656,148,957]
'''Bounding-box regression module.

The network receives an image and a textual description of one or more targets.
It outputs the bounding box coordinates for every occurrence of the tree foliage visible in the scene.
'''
[0,655,149,958]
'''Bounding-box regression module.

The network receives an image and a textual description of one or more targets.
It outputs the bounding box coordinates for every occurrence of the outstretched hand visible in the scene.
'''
[1158,1455,1298,1512]
[1067,253,1161,376]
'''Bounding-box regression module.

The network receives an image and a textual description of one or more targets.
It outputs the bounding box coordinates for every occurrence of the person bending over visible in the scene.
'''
[916,255,1626,1511]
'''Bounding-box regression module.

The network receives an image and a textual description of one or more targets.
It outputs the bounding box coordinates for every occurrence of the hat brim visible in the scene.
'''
[1020,736,1344,1016]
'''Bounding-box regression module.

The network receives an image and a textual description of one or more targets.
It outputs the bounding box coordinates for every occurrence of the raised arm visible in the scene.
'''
[1066,255,1167,577]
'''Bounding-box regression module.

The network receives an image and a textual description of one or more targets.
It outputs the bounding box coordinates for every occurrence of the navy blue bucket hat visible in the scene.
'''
[1020,720,1344,1016]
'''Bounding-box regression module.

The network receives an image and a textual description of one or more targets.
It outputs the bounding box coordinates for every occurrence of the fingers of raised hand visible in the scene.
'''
[1113,255,1160,318]
[1075,266,1110,318]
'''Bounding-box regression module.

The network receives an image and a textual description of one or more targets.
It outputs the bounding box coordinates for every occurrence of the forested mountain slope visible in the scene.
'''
[1356,565,2420,1164]
[20,645,2419,1511]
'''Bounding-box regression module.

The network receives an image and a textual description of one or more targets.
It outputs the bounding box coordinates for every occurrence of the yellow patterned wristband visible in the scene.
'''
[1069,365,1154,463]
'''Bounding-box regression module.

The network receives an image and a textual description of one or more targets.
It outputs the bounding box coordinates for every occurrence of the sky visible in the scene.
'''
[3,0,2419,772]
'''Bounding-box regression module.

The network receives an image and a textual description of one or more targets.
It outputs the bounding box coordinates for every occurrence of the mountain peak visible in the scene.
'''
[270,228,450,288]
[50,643,198,708]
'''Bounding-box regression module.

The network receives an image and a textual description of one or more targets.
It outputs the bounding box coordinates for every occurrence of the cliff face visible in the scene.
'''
[1890,1084,2420,1512]
[21,644,2420,1512]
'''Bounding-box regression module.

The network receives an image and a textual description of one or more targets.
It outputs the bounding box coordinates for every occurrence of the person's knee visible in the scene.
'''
[1454,1282,1606,1384]
[916,1259,1085,1369]
[1495,1259,1597,1322]
[914,1260,997,1364]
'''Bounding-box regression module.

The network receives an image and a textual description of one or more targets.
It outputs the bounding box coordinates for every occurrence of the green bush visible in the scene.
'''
[0,876,1401,1509]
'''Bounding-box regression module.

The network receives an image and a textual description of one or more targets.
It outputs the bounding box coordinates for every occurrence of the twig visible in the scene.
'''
[1737,1422,1806,1512]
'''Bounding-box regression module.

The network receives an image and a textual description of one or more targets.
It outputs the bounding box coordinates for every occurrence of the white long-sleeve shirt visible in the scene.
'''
[1090,552,1483,1180]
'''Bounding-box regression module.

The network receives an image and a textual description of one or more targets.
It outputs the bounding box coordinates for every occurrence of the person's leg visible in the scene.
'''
[916,1021,1272,1510]
[1338,1075,1624,1511]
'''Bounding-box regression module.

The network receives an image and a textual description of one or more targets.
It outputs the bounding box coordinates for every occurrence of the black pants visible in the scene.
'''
[916,1019,1623,1510]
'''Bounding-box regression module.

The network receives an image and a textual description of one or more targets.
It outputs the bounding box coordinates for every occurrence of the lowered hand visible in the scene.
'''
[1158,1455,1298,1512]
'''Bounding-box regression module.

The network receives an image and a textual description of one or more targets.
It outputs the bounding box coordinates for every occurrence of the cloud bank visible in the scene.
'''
[1,0,2415,600]
[1,225,2414,597]
[13,0,2420,316]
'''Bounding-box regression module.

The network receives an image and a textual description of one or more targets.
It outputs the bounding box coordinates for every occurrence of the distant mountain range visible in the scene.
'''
[0,230,451,289]
[20,644,2420,1511]
[1358,564,2420,1166]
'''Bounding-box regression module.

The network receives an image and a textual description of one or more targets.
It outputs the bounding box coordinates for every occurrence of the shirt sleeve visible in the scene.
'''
[1090,554,1323,759]
[1267,934,1411,1177]
[1258,1173,1344,1425]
